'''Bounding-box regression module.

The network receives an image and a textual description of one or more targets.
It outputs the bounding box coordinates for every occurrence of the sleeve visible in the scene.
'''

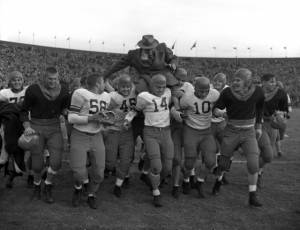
[0,90,8,102]
[255,89,265,125]
[68,90,88,124]
[213,89,226,110]
[278,90,289,113]
[164,44,178,66]
[136,93,148,111]
[20,86,35,122]
[179,93,189,109]
[103,52,131,79]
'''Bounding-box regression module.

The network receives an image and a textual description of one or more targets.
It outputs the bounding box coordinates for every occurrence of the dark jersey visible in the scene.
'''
[214,86,265,124]
[263,88,288,117]
[21,84,69,122]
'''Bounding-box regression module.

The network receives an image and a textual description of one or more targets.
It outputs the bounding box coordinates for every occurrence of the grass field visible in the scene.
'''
[0,110,299,230]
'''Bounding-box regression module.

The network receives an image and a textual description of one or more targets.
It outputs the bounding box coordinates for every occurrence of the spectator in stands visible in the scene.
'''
[103,35,178,93]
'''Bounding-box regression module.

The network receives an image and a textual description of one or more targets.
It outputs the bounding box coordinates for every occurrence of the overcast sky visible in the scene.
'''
[0,0,299,57]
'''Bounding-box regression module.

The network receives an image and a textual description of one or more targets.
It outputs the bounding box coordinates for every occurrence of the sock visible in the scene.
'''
[45,167,56,184]
[183,177,190,183]
[33,180,41,186]
[116,178,123,187]
[142,170,148,175]
[249,185,257,192]
[258,168,263,175]
[152,189,160,196]
[197,177,205,183]
[74,184,82,190]
[190,168,195,176]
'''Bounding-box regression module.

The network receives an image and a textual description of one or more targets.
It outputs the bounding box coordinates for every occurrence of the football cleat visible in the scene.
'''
[257,174,263,189]
[113,185,122,198]
[195,181,205,198]
[172,186,180,199]
[87,196,98,209]
[44,184,54,204]
[72,188,82,207]
[182,181,191,195]
[190,175,196,189]
[153,195,163,207]
[32,184,41,200]
[249,192,262,207]
[27,175,34,188]
[221,174,229,185]
[140,173,152,190]
[212,179,222,195]
[122,177,130,189]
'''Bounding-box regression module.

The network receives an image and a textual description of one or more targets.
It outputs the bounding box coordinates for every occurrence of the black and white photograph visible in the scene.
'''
[0,0,299,229]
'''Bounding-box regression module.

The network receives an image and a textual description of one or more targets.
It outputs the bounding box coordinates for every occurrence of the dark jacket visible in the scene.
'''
[104,43,177,78]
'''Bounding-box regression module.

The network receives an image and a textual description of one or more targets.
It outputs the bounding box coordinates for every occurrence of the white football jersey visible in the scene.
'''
[109,87,137,129]
[69,88,111,133]
[211,85,229,123]
[136,88,171,127]
[180,88,220,130]
[0,86,28,103]
[180,82,194,96]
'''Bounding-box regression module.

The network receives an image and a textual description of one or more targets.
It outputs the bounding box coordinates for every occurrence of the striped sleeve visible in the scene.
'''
[69,89,84,113]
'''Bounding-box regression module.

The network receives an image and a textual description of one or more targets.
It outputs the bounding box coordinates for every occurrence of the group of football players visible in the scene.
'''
[0,63,290,210]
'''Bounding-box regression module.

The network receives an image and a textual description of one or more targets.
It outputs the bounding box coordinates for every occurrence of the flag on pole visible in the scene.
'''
[123,43,125,47]
[190,41,197,50]
[171,41,176,50]
[66,37,70,41]
[89,39,91,44]
[54,35,56,39]
[233,47,237,50]
[212,46,216,50]
[102,41,105,45]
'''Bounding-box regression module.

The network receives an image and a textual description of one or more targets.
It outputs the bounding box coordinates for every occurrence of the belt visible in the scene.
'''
[144,126,170,131]
[74,128,98,136]
[227,123,254,130]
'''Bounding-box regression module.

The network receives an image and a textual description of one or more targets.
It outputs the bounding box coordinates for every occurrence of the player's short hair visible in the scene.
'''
[45,67,58,75]
[261,73,275,82]
[8,71,23,81]
[86,74,103,88]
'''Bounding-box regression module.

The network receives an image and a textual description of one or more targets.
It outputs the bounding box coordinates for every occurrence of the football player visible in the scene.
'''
[212,68,265,207]
[68,73,111,209]
[169,68,195,198]
[257,74,288,187]
[174,77,219,198]
[211,73,230,185]
[105,74,136,197]
[0,71,28,187]
[21,67,69,204]
[127,74,174,207]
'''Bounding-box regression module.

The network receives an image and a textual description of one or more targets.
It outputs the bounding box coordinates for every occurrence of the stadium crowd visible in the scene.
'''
[0,35,292,209]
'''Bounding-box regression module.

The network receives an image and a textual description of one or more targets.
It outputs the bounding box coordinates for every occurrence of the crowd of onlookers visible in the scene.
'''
[0,40,299,106]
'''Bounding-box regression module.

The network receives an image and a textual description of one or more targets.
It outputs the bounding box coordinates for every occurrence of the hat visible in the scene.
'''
[137,35,159,49]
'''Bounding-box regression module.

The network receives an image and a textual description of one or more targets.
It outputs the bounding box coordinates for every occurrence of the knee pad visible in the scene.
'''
[217,155,232,172]
[184,157,195,171]
[247,161,259,174]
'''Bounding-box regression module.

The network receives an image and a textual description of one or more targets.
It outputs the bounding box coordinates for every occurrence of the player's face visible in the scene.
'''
[96,77,105,94]
[11,76,24,90]
[45,73,59,89]
[140,48,153,61]
[213,79,225,91]
[263,77,277,92]
[152,82,166,97]
[195,85,210,99]
[232,77,245,93]
[118,82,132,97]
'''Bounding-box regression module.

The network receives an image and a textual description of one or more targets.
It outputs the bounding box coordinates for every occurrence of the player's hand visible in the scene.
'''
[171,107,183,123]
[123,119,131,130]
[88,114,101,122]
[24,127,36,136]
[169,63,177,72]
[255,128,262,140]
